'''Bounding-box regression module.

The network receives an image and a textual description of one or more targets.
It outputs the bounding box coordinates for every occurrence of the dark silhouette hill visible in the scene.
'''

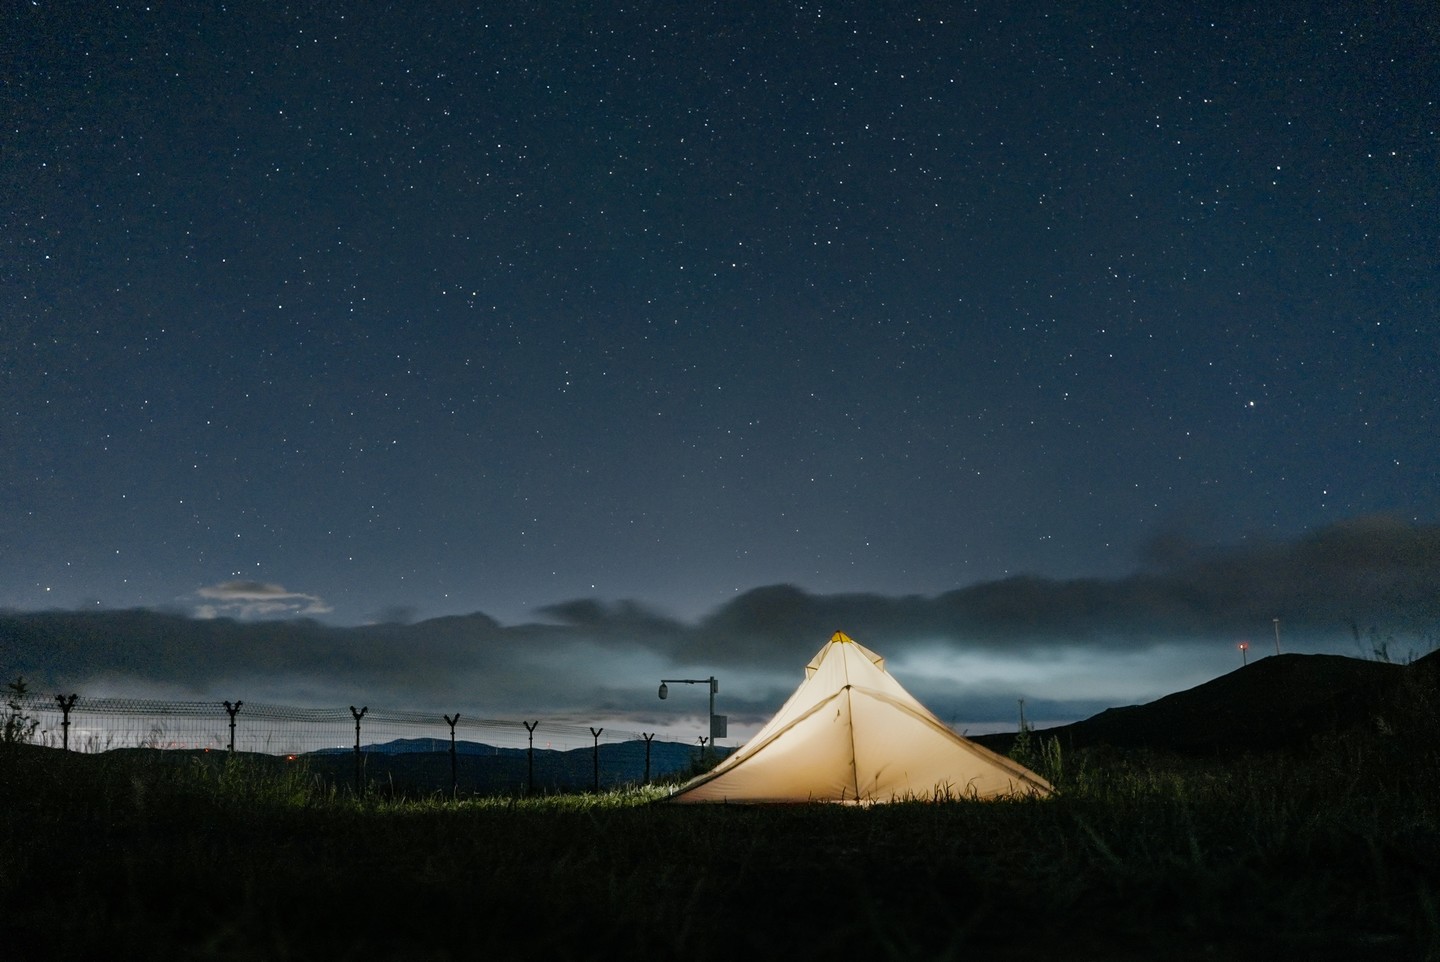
[299,737,725,795]
[974,652,1426,756]
[23,737,727,797]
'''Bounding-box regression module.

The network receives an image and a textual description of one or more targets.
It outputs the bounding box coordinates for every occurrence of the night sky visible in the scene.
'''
[4,3,1437,735]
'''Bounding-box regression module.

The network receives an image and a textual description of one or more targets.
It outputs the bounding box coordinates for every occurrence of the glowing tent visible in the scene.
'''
[665,631,1051,803]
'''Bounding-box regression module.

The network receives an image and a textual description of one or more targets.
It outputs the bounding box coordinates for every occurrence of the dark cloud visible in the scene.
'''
[3,518,1436,724]
[600,518,1438,674]
[534,598,687,646]
[685,584,925,667]
[368,605,420,626]
[680,515,1440,659]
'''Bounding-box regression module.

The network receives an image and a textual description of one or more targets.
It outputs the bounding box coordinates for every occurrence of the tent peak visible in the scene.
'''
[830,631,854,644]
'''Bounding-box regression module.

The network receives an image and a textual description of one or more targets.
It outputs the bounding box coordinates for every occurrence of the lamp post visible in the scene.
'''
[1273,617,1281,656]
[1238,641,1249,666]
[658,676,725,758]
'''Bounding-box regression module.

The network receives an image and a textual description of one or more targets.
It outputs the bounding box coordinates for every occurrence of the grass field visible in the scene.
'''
[3,676,1439,961]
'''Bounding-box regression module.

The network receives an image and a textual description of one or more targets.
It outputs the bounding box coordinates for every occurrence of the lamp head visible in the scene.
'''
[658,683,668,700]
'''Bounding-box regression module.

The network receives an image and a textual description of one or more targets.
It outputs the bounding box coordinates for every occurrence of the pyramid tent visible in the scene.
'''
[666,632,1051,804]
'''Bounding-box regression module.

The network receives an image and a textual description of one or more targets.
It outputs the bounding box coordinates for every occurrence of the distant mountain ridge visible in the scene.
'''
[300,736,728,795]
[309,737,534,757]
[974,651,1436,756]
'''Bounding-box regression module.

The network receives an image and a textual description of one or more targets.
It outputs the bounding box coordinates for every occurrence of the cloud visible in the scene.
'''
[2,517,1436,730]
[194,580,333,619]
[672,515,1440,662]
[368,605,419,626]
[535,598,689,648]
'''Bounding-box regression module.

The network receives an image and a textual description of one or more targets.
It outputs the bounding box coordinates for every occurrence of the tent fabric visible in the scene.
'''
[664,631,1052,804]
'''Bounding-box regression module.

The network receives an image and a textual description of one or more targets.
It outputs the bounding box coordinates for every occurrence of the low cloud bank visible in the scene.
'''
[3,517,1435,724]
[561,515,1440,665]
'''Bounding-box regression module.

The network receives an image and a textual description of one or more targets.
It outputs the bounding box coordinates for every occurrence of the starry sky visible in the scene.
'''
[3,2,1438,736]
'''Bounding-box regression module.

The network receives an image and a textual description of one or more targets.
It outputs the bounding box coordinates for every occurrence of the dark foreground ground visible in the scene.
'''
[1,749,1435,960]
[2,666,1438,961]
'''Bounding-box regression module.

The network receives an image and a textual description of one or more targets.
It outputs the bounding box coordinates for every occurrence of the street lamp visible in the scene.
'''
[658,676,726,757]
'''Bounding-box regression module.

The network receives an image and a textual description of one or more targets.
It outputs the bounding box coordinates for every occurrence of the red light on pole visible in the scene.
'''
[1238,641,1250,666]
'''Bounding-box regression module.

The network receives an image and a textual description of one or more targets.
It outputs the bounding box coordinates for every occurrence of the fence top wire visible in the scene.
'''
[12,695,654,744]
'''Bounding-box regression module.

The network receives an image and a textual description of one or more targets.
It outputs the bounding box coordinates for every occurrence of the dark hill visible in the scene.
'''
[13,738,727,798]
[300,737,726,796]
[308,737,532,757]
[974,652,1415,756]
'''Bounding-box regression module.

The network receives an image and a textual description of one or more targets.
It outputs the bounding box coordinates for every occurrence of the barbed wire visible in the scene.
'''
[8,693,661,754]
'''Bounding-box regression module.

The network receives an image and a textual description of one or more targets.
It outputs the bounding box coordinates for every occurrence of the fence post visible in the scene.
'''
[349,705,368,797]
[443,713,460,798]
[222,700,243,753]
[523,720,538,796]
[590,727,604,793]
[54,694,78,751]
